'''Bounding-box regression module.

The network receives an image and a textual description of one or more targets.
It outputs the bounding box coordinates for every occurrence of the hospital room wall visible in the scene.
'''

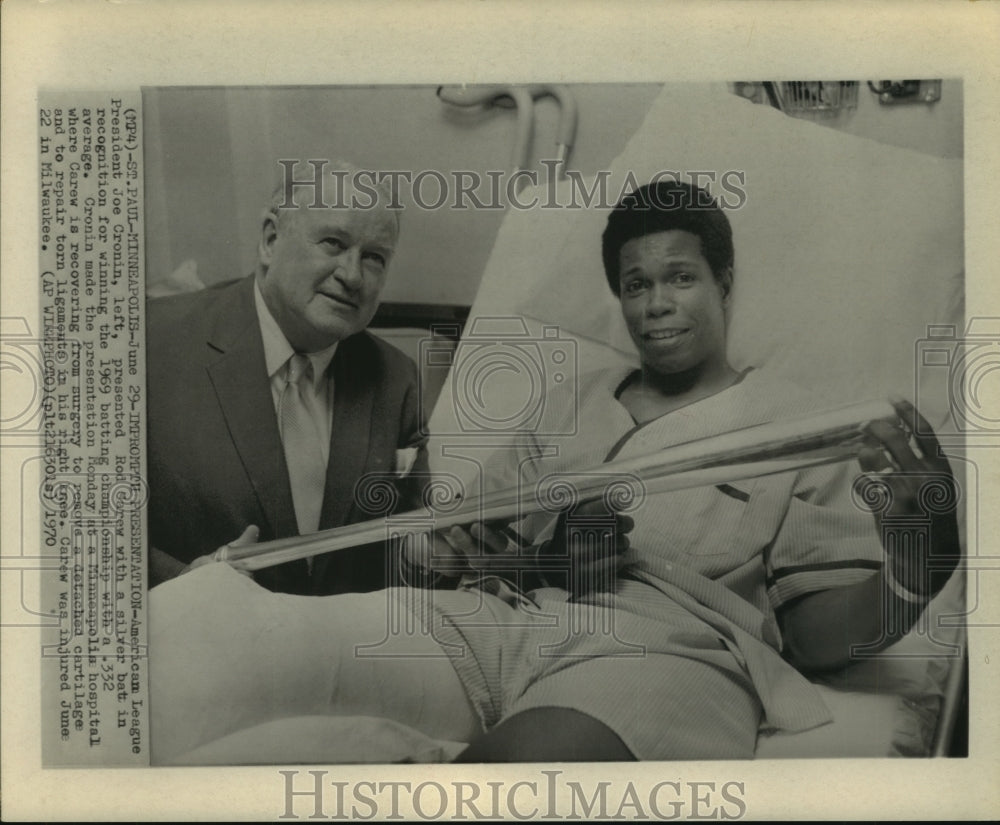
[784,79,962,159]
[143,81,962,307]
[142,84,663,304]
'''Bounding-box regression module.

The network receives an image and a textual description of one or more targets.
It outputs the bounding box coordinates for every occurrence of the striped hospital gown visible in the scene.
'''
[419,367,886,759]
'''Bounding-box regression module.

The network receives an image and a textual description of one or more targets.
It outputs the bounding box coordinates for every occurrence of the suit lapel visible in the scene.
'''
[310,336,377,584]
[204,277,299,541]
[321,336,377,526]
[202,287,382,588]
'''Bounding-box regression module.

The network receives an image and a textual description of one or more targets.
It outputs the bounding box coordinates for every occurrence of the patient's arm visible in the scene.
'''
[527,500,633,594]
[403,501,632,595]
[780,399,961,673]
[777,572,928,673]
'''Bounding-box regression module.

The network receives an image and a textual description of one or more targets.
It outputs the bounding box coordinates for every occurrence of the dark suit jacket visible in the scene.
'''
[146,275,428,595]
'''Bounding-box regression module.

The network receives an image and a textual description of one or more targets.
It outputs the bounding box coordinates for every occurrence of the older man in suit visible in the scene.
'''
[147,164,426,595]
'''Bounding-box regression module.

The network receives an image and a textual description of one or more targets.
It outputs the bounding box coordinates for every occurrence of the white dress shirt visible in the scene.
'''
[253,279,337,470]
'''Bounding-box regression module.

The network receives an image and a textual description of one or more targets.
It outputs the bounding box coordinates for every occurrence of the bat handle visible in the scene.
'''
[213,544,233,563]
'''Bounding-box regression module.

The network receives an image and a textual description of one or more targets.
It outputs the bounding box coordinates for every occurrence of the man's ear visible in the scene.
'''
[258,209,280,269]
[719,267,733,306]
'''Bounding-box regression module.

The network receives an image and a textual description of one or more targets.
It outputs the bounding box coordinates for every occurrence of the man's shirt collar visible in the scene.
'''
[253,278,338,387]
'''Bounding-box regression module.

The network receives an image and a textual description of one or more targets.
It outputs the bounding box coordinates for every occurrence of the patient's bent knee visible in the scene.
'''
[454,707,635,763]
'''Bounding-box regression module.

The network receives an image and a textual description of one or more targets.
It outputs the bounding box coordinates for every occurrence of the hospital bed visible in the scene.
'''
[150,82,969,763]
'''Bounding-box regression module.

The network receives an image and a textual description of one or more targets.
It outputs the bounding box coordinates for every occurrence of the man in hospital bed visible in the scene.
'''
[149,180,961,763]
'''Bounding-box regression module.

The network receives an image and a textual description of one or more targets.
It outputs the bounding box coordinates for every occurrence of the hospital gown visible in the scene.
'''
[149,368,887,762]
[419,367,887,759]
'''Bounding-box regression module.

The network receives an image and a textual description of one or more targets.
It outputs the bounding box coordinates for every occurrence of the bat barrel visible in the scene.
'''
[221,399,897,571]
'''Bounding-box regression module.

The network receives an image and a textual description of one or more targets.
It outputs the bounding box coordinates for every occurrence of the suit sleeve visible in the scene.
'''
[390,358,470,590]
[393,359,430,512]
